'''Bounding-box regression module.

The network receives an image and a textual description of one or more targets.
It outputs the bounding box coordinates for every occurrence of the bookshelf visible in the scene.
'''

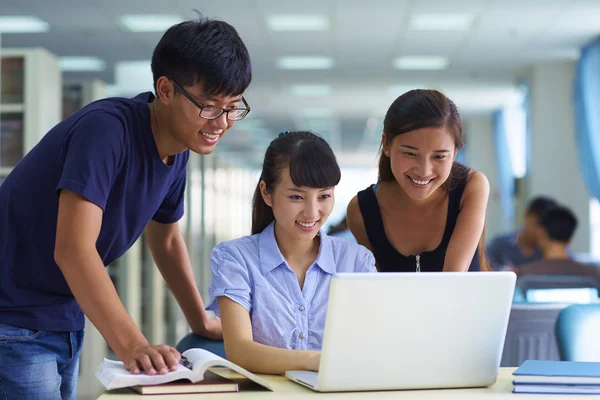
[62,78,107,119]
[0,48,61,181]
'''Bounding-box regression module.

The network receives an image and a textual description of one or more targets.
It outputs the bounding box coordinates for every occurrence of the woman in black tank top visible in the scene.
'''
[347,89,490,272]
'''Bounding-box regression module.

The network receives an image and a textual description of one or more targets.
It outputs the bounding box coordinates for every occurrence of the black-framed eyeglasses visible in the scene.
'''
[171,80,251,121]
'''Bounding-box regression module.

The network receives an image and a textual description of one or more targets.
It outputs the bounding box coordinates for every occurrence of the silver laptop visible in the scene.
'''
[286,271,516,392]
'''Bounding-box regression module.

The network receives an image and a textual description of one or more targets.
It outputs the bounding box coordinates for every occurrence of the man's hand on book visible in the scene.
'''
[124,344,181,376]
[194,315,223,340]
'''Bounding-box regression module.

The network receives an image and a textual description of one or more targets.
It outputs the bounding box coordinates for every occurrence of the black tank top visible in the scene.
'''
[357,178,480,272]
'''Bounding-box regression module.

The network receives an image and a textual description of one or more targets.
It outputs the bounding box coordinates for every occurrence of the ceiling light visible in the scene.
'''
[60,57,106,72]
[393,56,448,70]
[266,14,329,31]
[410,14,474,31]
[0,16,49,33]
[277,57,334,70]
[290,85,332,97]
[120,14,183,32]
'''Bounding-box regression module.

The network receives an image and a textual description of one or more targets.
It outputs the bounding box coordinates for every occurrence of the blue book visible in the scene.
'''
[513,360,600,385]
[514,384,600,395]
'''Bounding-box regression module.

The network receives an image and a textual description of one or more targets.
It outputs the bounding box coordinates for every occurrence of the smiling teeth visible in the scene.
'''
[410,177,431,185]
[297,221,317,227]
[202,132,219,140]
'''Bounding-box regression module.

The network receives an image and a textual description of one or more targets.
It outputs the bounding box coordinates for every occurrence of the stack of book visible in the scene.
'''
[96,348,273,395]
[513,360,600,395]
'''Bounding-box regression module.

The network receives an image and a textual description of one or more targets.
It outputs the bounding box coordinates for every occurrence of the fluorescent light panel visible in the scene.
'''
[60,57,106,72]
[277,56,334,70]
[290,84,332,97]
[393,56,448,70]
[266,14,329,31]
[120,14,183,32]
[0,16,49,33]
[410,13,474,31]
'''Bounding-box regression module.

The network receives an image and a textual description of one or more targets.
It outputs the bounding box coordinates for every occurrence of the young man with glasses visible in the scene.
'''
[0,15,251,399]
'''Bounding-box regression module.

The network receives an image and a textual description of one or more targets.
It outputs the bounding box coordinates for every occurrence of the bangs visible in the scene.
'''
[197,30,252,97]
[200,61,252,97]
[287,141,341,189]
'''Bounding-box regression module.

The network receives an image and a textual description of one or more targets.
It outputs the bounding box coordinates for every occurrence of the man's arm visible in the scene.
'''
[145,220,221,339]
[55,190,179,375]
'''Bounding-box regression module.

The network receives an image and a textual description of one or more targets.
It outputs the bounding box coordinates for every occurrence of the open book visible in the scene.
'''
[96,348,273,391]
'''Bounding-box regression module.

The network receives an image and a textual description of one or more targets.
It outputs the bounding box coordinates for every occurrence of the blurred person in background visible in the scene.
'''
[518,205,599,282]
[487,196,558,271]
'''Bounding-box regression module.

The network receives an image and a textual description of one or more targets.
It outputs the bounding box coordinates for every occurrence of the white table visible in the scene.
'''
[97,367,591,399]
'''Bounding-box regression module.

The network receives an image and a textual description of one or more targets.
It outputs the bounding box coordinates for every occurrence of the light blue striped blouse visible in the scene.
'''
[207,221,376,351]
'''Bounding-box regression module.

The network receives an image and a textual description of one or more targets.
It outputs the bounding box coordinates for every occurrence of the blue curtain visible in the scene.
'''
[573,36,600,201]
[492,109,516,227]
[519,81,532,177]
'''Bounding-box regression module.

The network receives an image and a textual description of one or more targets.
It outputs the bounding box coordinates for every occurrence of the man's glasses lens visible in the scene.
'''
[171,80,250,121]
[199,107,249,121]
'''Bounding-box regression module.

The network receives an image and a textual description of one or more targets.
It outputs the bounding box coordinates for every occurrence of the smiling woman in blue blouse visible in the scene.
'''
[207,131,376,374]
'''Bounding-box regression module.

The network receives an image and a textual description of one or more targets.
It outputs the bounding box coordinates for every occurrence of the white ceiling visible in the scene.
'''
[1,0,598,165]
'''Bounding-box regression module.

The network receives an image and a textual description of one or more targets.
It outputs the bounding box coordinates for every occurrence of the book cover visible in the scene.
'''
[514,383,600,394]
[131,371,239,395]
[513,360,600,385]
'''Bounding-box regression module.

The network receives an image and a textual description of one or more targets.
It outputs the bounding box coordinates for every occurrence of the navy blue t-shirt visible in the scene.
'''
[0,92,188,331]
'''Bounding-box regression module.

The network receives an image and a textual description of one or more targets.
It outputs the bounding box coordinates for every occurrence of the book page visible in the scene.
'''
[182,349,273,391]
[183,348,227,372]
[96,358,197,390]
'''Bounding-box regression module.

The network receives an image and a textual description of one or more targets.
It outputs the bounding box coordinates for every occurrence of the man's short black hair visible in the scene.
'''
[526,196,558,218]
[151,13,252,97]
[539,206,578,242]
